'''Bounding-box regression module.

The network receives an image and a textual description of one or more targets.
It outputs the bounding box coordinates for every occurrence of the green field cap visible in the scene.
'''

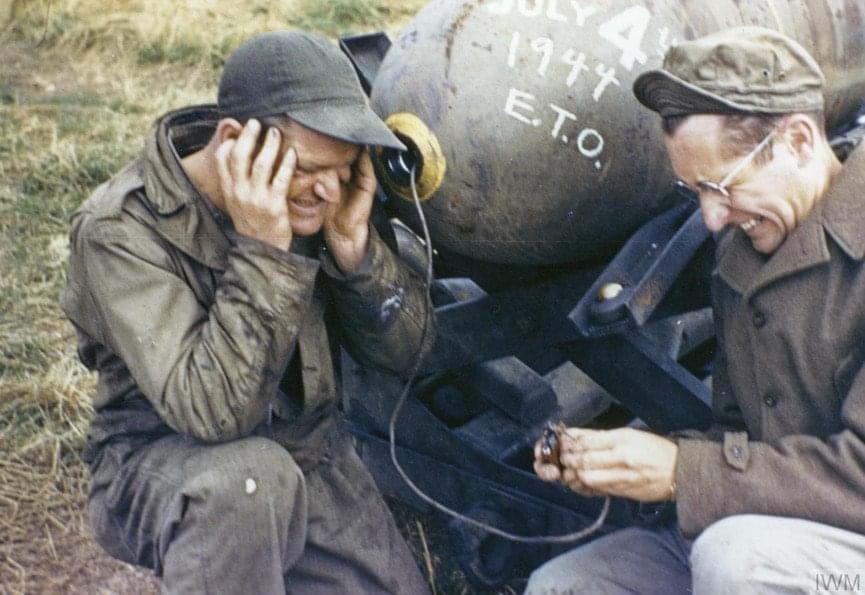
[218,30,406,150]
[634,27,825,116]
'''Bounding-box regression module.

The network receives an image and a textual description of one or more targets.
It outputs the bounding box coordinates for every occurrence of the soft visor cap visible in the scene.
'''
[218,30,405,151]
[633,27,825,117]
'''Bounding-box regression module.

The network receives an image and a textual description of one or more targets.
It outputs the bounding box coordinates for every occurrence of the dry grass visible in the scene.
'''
[0,1,514,593]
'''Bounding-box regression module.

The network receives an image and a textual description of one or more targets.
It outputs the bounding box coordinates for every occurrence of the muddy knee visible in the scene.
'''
[181,437,306,526]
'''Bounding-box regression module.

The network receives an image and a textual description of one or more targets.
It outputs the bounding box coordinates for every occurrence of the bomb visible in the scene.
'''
[371,0,865,267]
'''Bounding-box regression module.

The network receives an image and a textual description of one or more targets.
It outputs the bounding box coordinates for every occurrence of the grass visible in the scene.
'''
[0,1,510,592]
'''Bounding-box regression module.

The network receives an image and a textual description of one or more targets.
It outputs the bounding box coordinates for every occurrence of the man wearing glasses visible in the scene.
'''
[528,27,865,593]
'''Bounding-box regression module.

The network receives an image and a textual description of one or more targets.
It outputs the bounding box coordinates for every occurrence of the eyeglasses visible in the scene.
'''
[672,126,779,206]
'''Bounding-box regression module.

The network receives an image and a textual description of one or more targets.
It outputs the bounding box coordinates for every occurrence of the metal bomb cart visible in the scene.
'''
[337,0,865,587]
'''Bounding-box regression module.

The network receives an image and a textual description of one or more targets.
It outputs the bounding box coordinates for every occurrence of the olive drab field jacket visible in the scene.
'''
[674,145,865,538]
[61,106,434,461]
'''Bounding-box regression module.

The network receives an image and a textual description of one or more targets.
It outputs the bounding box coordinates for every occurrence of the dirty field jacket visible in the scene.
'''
[61,106,434,460]
[674,146,865,538]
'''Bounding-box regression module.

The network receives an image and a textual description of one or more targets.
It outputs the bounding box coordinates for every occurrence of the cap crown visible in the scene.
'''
[665,27,825,112]
[218,30,366,120]
[634,26,826,116]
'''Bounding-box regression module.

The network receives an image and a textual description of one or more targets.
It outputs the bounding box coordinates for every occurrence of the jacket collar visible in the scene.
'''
[140,105,231,271]
[716,144,865,298]
[822,144,865,260]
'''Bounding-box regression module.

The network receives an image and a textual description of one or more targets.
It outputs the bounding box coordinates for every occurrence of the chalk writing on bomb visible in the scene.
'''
[489,1,676,171]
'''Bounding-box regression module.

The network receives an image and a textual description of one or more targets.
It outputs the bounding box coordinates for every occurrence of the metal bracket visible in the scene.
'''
[569,201,710,338]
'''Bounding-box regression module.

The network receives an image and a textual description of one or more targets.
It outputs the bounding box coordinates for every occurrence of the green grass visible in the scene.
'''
[137,39,206,65]
[298,0,420,36]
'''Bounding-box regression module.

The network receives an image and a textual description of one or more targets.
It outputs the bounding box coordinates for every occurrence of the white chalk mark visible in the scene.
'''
[562,135,569,143]
[518,0,544,17]
[508,31,520,68]
[531,37,554,77]
[532,119,543,127]
[658,28,670,51]
[546,0,568,22]
[592,64,621,102]
[595,161,602,170]
[578,129,605,158]
[570,1,599,27]
[504,88,539,126]
[245,478,257,495]
[550,103,577,139]
[597,5,650,70]
[657,28,679,58]
[487,0,514,15]
[562,48,589,87]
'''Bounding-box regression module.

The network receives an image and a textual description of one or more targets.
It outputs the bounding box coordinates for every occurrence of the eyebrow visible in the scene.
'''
[296,150,358,171]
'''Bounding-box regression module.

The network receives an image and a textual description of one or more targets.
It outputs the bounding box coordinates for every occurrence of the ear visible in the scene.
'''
[214,118,243,145]
[782,114,819,167]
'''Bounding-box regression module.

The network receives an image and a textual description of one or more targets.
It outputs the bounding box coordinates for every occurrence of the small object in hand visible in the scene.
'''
[540,421,566,468]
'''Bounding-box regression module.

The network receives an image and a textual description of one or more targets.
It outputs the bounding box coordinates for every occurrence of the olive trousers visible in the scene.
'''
[524,515,865,594]
[86,426,429,595]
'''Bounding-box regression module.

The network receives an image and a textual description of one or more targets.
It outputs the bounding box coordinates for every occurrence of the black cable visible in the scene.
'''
[385,165,611,544]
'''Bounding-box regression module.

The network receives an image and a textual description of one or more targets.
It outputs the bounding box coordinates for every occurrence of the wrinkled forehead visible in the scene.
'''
[262,115,359,167]
[663,115,733,181]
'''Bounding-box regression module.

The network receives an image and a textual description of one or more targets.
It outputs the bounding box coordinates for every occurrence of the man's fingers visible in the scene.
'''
[215,139,236,193]
[272,147,297,195]
[562,468,603,497]
[251,127,281,188]
[579,468,641,490]
[230,118,261,181]
[534,462,561,481]
[562,428,616,452]
[561,448,628,471]
[352,150,377,194]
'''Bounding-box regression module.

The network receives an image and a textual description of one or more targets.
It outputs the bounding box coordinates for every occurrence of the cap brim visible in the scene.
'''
[633,69,762,117]
[286,102,406,151]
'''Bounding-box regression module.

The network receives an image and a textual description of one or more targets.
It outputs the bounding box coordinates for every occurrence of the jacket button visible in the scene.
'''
[730,445,743,458]
[262,311,276,323]
[763,394,778,407]
[752,311,767,328]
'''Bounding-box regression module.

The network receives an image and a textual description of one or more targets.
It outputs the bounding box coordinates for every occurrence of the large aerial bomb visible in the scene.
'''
[370,0,865,267]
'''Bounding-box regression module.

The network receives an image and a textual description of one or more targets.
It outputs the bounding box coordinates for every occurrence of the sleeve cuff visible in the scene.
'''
[674,438,726,537]
[234,236,320,271]
[674,431,756,537]
[319,225,381,283]
[229,236,321,319]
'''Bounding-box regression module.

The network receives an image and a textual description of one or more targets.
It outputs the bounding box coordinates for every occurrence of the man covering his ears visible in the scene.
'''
[62,30,433,594]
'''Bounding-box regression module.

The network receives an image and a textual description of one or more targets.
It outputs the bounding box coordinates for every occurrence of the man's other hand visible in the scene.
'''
[216,119,295,251]
[535,427,678,502]
[561,428,678,502]
[533,435,604,498]
[321,149,376,273]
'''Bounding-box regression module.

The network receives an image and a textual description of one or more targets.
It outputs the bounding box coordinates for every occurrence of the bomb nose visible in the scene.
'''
[373,112,447,203]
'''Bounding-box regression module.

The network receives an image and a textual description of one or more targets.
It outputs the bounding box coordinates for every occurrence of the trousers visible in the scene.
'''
[525,515,865,594]
[86,426,429,594]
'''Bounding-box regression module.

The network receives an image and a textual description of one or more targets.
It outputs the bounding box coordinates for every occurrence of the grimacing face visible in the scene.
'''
[268,118,360,237]
[664,114,814,254]
[236,117,360,237]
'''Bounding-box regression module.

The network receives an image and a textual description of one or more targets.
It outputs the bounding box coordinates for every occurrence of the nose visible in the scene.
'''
[313,169,342,203]
[700,198,731,232]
